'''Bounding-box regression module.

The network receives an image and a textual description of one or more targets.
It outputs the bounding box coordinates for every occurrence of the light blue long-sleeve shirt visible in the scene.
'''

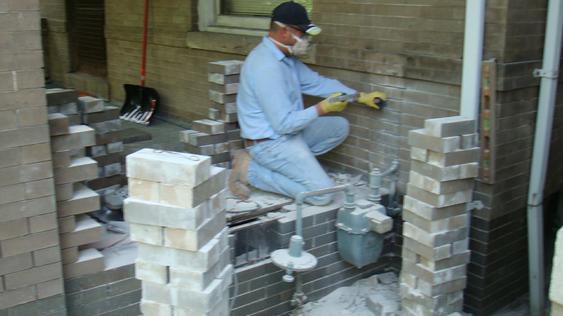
[236,36,356,140]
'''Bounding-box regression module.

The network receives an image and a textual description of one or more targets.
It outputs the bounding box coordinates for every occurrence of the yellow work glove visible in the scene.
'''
[318,92,348,114]
[358,91,387,110]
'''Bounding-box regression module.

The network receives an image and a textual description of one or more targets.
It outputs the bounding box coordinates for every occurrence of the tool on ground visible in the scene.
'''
[120,0,159,125]
[327,92,387,110]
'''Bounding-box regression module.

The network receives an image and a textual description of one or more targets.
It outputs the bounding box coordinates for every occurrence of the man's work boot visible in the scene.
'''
[229,150,251,200]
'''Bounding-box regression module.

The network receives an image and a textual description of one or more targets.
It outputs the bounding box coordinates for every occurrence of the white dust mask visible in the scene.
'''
[271,21,312,56]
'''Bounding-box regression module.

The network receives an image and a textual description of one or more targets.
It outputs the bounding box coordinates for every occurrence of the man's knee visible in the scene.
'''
[335,117,349,142]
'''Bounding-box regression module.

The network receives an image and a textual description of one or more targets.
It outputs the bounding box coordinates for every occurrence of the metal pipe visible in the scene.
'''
[527,1,563,315]
[459,0,486,121]
[295,184,352,237]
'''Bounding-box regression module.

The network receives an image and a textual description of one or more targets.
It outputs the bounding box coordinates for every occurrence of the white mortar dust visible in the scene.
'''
[295,272,401,316]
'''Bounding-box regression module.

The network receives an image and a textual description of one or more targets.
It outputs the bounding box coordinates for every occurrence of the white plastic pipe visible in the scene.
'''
[459,0,486,121]
[527,1,563,315]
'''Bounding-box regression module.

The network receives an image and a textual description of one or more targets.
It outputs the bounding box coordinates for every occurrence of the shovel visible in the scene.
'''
[120,0,159,125]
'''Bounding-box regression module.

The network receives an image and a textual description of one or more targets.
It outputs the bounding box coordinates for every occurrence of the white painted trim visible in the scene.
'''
[198,0,270,36]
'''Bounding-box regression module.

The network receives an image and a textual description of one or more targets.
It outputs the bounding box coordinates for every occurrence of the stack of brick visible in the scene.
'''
[550,227,563,315]
[0,2,66,312]
[400,116,480,316]
[78,98,126,193]
[46,88,81,125]
[180,60,244,167]
[48,102,105,279]
[123,148,232,315]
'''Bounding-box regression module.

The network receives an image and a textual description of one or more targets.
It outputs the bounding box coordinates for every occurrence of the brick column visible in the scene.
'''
[124,148,232,315]
[0,2,66,314]
[400,116,479,315]
[180,60,244,167]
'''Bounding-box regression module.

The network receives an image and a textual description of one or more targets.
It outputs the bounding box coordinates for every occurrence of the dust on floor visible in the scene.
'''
[295,272,401,316]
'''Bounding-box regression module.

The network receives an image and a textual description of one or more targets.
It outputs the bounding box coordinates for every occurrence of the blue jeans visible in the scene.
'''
[247,116,349,205]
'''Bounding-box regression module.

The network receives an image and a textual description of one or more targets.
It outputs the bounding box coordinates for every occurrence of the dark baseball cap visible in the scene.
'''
[272,1,322,35]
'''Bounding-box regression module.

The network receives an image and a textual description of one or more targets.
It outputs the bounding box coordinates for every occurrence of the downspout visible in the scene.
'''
[527,1,563,315]
[460,0,486,121]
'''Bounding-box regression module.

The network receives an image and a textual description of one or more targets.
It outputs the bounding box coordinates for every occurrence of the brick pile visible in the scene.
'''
[123,148,232,315]
[400,116,479,316]
[48,91,106,279]
[550,227,563,315]
[79,99,126,194]
[180,60,244,167]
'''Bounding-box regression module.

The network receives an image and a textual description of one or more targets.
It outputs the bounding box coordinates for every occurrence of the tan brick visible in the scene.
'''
[402,236,451,261]
[124,197,210,230]
[403,222,468,248]
[50,125,95,152]
[33,246,61,266]
[22,142,51,164]
[61,247,79,264]
[402,261,466,286]
[191,119,225,135]
[0,229,59,257]
[56,184,100,217]
[406,184,473,208]
[0,147,21,168]
[16,106,48,128]
[403,209,468,234]
[0,286,36,310]
[47,113,69,136]
[29,212,57,233]
[208,60,243,75]
[129,178,159,202]
[60,215,102,248]
[55,182,73,201]
[169,248,229,291]
[408,129,460,153]
[77,96,104,113]
[0,183,25,205]
[0,195,55,222]
[126,149,211,187]
[135,260,168,284]
[25,178,54,199]
[15,69,44,90]
[0,89,45,111]
[164,211,226,251]
[427,148,480,167]
[0,125,49,150]
[0,161,53,186]
[52,150,71,168]
[424,116,475,137]
[208,73,240,85]
[46,88,77,107]
[411,160,478,182]
[409,171,474,194]
[0,218,28,240]
[0,253,33,275]
[53,157,97,184]
[130,223,164,246]
[4,262,61,290]
[63,248,104,279]
[0,110,17,131]
[57,215,76,234]
[403,195,467,221]
[36,278,64,299]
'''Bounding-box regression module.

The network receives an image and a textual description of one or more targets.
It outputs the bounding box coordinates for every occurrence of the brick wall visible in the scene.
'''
[39,0,71,85]
[230,204,400,316]
[64,261,141,316]
[35,0,563,314]
[0,0,66,314]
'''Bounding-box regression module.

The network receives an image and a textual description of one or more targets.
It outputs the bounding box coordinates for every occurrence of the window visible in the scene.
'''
[198,0,313,36]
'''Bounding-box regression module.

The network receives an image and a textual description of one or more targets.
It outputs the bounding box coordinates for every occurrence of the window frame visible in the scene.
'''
[198,0,271,36]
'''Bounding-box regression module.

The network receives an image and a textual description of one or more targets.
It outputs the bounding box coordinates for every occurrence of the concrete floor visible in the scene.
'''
[120,113,190,155]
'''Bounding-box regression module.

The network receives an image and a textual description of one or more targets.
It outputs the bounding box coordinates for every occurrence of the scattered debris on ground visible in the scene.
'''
[295,272,401,316]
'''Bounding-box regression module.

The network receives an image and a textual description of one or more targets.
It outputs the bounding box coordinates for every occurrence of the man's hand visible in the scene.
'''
[358,91,387,110]
[317,92,348,115]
